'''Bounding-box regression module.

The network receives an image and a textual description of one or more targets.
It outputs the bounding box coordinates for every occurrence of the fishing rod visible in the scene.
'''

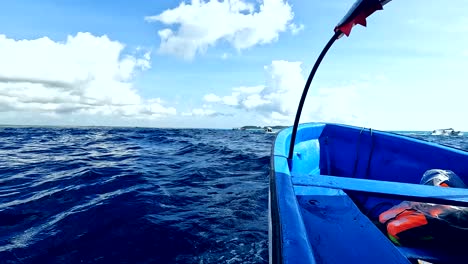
[287,31,341,160]
[287,0,392,161]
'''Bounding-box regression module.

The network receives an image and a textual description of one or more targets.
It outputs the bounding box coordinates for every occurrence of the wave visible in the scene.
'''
[0,127,271,263]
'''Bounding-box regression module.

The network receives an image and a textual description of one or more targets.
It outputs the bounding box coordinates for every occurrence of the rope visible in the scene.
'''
[365,128,375,179]
[352,127,365,177]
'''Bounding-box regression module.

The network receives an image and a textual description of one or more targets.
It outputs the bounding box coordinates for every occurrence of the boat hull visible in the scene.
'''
[269,123,468,264]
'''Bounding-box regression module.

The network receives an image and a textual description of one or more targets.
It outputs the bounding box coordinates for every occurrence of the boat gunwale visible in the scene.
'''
[270,122,468,263]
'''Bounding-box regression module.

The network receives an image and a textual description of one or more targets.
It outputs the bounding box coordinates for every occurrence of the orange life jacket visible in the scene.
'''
[379,170,468,248]
[379,201,454,246]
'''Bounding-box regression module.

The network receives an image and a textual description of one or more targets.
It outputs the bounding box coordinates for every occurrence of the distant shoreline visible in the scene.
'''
[0,124,464,133]
[233,125,290,131]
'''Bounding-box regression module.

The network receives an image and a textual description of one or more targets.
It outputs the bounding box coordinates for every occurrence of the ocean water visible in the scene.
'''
[0,127,466,264]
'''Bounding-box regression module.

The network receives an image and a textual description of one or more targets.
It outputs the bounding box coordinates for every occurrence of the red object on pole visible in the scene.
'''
[334,0,387,37]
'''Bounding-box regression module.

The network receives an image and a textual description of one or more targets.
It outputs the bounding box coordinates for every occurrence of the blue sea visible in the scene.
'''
[0,127,466,264]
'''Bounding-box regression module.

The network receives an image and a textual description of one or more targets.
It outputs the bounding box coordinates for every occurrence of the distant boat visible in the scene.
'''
[431,128,463,136]
[237,126,263,131]
[264,127,278,134]
[269,1,468,264]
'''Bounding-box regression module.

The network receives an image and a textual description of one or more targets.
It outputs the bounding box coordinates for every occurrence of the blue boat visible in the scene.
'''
[269,1,468,263]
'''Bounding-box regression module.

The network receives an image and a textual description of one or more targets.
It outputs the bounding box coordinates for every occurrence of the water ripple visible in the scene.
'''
[0,127,273,263]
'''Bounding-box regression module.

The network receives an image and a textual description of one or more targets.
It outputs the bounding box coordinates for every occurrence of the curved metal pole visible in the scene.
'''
[288,31,342,160]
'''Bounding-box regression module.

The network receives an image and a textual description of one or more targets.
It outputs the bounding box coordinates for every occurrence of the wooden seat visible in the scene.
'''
[293,174,468,206]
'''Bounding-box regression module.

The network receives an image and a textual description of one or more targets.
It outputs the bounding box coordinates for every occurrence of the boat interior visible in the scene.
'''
[271,123,468,263]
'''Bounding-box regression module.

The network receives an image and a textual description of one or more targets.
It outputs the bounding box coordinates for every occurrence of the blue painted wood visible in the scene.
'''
[296,186,410,263]
[317,124,468,184]
[273,123,325,160]
[292,174,468,207]
[270,122,468,264]
[270,156,316,264]
[290,139,321,176]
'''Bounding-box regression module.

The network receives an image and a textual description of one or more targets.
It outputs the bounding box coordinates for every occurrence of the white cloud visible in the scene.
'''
[289,23,304,35]
[182,108,217,117]
[203,93,222,102]
[202,60,366,125]
[203,85,266,107]
[181,104,227,117]
[233,85,264,94]
[0,33,176,122]
[145,0,301,59]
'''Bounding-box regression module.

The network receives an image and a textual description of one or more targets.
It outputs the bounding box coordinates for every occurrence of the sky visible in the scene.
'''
[0,0,467,130]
